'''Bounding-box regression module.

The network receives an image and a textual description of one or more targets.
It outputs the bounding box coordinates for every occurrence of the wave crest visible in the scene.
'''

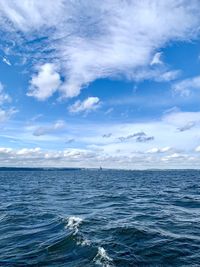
[93,247,114,267]
[65,216,83,235]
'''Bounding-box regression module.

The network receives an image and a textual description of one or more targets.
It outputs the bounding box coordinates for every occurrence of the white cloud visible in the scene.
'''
[102,133,112,138]
[27,63,61,100]
[105,108,114,115]
[156,70,181,82]
[0,1,200,98]
[177,121,196,132]
[195,146,200,152]
[125,68,181,83]
[0,108,14,122]
[173,75,200,96]
[161,153,186,161]
[16,147,41,155]
[33,120,66,136]
[163,110,200,127]
[69,97,100,113]
[0,82,11,105]
[0,82,16,123]
[0,108,16,122]
[2,56,11,66]
[150,52,163,65]
[0,146,98,167]
[2,109,200,168]
[0,145,199,169]
[118,132,154,142]
[0,147,12,153]
[146,147,172,153]
[5,109,199,156]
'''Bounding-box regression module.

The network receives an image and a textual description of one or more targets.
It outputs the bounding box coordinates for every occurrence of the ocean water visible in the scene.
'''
[0,169,200,267]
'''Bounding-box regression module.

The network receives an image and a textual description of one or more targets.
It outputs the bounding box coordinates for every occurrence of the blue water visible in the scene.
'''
[0,169,200,266]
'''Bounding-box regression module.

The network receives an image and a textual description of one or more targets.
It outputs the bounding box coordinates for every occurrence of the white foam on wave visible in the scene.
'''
[77,238,91,246]
[93,247,114,267]
[65,216,83,235]
[65,216,113,266]
[65,216,92,247]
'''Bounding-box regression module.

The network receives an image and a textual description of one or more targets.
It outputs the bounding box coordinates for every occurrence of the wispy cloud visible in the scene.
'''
[155,70,181,82]
[177,121,196,132]
[173,75,200,96]
[65,138,75,144]
[69,97,100,113]
[0,82,16,122]
[118,132,154,142]
[0,82,11,105]
[0,108,17,123]
[163,110,200,127]
[2,56,11,66]
[102,133,112,138]
[0,1,199,99]
[33,120,66,136]
[146,147,172,153]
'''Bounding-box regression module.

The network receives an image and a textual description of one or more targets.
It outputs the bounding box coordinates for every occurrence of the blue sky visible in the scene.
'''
[0,0,200,168]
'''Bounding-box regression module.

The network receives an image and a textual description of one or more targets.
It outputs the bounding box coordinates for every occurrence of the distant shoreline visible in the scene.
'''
[0,167,199,171]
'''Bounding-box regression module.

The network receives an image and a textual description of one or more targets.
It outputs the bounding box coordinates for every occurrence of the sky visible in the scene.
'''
[0,0,200,169]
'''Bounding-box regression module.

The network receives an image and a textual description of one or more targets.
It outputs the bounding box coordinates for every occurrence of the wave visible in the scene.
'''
[93,247,114,267]
[64,216,90,246]
[65,216,83,235]
[2,170,199,266]
[65,216,114,266]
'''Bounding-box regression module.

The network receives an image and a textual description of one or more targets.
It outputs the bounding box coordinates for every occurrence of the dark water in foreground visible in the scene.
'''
[0,169,200,266]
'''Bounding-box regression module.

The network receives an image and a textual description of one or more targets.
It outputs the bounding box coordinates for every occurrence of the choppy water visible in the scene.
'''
[0,169,200,266]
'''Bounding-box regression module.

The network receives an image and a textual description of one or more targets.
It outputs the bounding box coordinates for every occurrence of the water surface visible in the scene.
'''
[0,169,200,266]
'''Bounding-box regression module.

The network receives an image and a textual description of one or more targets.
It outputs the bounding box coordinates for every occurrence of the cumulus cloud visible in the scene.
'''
[0,1,200,98]
[0,146,199,169]
[16,147,41,156]
[69,97,100,113]
[0,147,97,167]
[2,108,200,168]
[0,147,43,161]
[161,153,186,162]
[33,120,66,136]
[173,75,200,96]
[27,63,61,100]
[0,147,12,153]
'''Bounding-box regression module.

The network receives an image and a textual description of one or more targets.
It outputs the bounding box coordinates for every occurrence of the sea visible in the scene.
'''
[0,168,200,267]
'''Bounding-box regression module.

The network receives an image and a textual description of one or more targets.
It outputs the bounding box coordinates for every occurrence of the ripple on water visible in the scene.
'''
[0,169,200,266]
